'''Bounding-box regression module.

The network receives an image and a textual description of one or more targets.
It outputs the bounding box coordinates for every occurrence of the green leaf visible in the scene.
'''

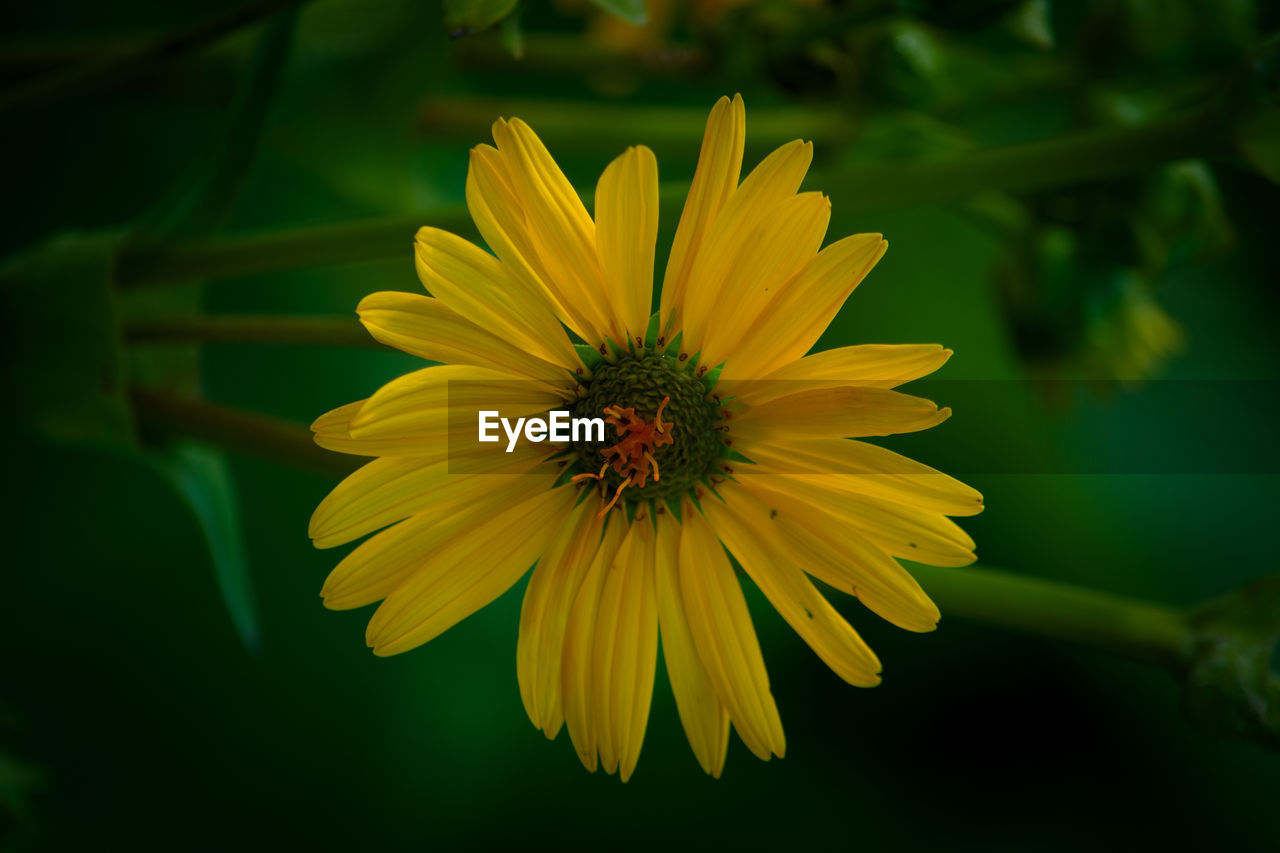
[662,331,683,358]
[444,0,520,35]
[0,230,133,449]
[1236,107,1280,185]
[153,442,261,653]
[588,0,647,26]
[574,343,604,373]
[499,11,525,59]
[998,0,1054,51]
[699,361,724,394]
[0,741,47,828]
[1183,574,1280,750]
[702,473,732,493]
[153,8,300,239]
[643,311,661,351]
[552,462,580,489]
[717,445,756,465]
[686,488,703,514]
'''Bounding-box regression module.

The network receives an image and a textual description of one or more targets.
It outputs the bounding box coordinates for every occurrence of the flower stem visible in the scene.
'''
[419,96,854,149]
[131,385,1271,740]
[124,315,379,348]
[163,7,299,239]
[0,0,312,117]
[116,212,461,289]
[453,32,706,77]
[115,100,1233,288]
[910,563,1191,669]
[828,101,1234,214]
[131,389,359,478]
[133,386,1194,668]
[137,388,1279,748]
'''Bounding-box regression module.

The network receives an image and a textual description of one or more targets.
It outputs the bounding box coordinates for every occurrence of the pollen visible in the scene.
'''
[568,352,723,505]
[575,397,675,516]
[602,397,672,485]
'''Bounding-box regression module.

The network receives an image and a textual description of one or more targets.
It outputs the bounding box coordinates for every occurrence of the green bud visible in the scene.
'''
[868,20,944,107]
[1183,575,1280,751]
[997,0,1054,51]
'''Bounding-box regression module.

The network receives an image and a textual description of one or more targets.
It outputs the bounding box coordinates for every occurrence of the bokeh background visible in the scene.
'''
[2,1,1278,849]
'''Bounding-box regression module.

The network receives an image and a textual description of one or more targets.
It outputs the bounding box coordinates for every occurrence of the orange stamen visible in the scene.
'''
[643,450,659,482]
[570,461,610,485]
[597,480,628,518]
[588,396,675,516]
[654,397,670,434]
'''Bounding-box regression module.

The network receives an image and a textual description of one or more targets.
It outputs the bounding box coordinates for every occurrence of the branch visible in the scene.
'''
[131,389,359,478]
[0,0,311,117]
[911,563,1189,668]
[124,315,379,348]
[115,100,1233,288]
[130,388,1279,749]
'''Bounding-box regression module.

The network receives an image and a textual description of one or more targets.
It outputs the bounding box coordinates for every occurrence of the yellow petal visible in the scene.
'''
[312,379,563,458]
[541,698,565,741]
[489,119,617,344]
[466,144,599,343]
[414,227,577,368]
[561,519,627,772]
[349,365,566,443]
[365,484,577,656]
[660,94,745,338]
[679,138,813,356]
[744,438,984,517]
[727,481,941,632]
[739,475,977,567]
[313,400,386,457]
[591,518,658,782]
[312,405,448,458]
[595,145,659,347]
[723,233,887,379]
[357,291,574,384]
[655,512,730,777]
[309,446,549,549]
[729,344,953,404]
[734,386,951,440]
[677,505,785,761]
[704,493,883,687]
[698,191,831,368]
[320,471,556,610]
[517,499,604,733]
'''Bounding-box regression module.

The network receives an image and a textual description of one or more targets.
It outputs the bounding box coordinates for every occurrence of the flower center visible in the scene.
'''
[568,352,723,512]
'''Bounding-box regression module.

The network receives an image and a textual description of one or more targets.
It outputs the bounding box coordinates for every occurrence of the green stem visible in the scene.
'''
[420,96,854,149]
[116,212,460,288]
[124,315,378,348]
[911,563,1191,669]
[0,33,150,75]
[115,101,1234,288]
[828,101,1234,214]
[453,32,706,77]
[131,389,359,478]
[0,0,311,117]
[132,386,1194,669]
[167,7,299,238]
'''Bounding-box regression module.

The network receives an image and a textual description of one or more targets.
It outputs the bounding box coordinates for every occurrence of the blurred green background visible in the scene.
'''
[2,0,1278,849]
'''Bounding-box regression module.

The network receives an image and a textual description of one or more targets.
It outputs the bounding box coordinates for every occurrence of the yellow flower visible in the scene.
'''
[309,95,982,780]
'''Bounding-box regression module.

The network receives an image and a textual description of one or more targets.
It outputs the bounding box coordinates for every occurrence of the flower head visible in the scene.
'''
[310,95,982,779]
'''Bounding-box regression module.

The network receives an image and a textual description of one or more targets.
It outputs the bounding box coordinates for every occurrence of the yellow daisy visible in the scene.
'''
[309,95,983,780]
